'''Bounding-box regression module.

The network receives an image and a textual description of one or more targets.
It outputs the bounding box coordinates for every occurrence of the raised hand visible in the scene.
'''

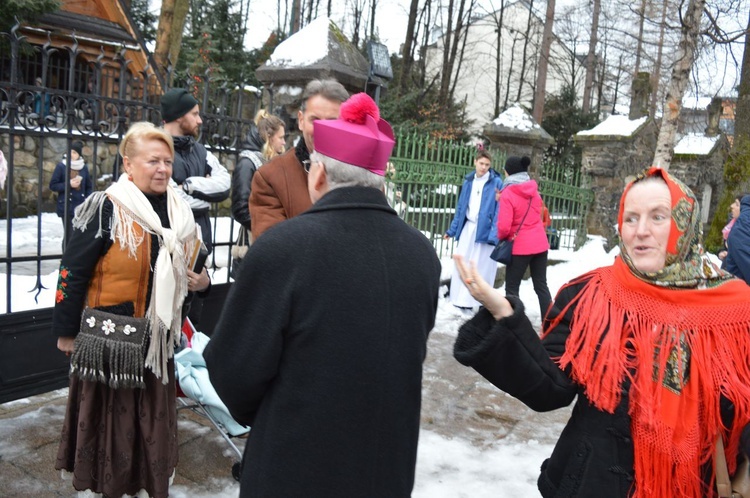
[453,255,513,320]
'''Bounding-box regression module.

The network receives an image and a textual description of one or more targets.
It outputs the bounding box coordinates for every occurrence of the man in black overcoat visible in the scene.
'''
[204,93,441,498]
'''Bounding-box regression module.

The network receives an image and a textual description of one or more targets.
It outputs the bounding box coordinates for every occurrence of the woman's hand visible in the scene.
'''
[57,336,75,355]
[454,255,513,320]
[718,250,727,261]
[188,267,210,292]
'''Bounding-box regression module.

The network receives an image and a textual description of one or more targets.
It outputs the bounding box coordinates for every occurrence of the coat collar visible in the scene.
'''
[304,186,395,216]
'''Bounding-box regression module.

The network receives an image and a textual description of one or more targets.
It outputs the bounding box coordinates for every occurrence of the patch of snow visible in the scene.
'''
[674,134,719,155]
[267,17,330,67]
[577,115,648,136]
[276,85,304,97]
[492,104,540,131]
[683,96,713,110]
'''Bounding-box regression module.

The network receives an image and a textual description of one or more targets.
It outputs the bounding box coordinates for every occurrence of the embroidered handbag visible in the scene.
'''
[490,198,533,265]
[70,307,149,389]
[715,436,750,498]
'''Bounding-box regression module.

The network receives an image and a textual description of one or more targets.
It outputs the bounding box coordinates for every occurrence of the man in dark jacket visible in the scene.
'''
[249,78,348,240]
[205,93,441,498]
[161,88,230,254]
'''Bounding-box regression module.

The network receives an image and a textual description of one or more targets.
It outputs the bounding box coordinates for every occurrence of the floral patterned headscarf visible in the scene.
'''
[617,166,732,288]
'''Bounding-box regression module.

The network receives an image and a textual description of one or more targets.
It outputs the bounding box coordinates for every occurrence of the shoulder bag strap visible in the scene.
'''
[511,198,534,241]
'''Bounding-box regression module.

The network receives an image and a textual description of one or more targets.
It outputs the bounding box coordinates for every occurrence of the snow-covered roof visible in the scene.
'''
[673,134,720,155]
[492,104,541,132]
[682,96,713,110]
[267,17,330,68]
[576,115,648,137]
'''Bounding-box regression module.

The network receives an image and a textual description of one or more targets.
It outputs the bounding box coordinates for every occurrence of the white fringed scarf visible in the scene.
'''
[74,173,199,382]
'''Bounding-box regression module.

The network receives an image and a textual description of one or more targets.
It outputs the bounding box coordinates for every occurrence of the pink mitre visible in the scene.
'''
[313,93,395,176]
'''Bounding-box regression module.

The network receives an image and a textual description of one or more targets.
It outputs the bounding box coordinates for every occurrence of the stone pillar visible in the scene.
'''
[574,117,657,248]
[705,96,723,137]
[671,134,729,227]
[482,105,554,175]
[629,72,651,120]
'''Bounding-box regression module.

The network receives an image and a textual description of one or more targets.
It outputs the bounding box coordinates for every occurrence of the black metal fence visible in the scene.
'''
[1,23,261,314]
[0,23,263,403]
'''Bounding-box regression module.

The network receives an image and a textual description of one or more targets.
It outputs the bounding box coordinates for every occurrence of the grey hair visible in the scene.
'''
[310,151,385,191]
[300,79,349,112]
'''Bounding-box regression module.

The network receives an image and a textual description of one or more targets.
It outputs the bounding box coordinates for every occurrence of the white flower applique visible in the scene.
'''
[102,319,116,335]
[123,324,136,336]
[86,316,96,328]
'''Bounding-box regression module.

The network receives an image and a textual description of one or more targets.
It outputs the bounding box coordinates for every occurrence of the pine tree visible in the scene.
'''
[177,0,250,85]
[129,0,157,45]
[2,0,60,33]
[541,85,598,169]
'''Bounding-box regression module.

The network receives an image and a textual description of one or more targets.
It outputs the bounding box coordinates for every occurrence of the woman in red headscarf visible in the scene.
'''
[453,166,750,497]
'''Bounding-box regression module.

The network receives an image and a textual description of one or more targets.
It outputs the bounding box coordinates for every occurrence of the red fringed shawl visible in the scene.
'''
[546,257,750,497]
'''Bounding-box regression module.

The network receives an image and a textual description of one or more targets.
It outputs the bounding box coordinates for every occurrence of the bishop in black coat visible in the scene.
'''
[205,185,441,497]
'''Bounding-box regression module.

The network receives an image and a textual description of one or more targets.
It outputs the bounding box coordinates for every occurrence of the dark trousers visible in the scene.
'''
[504,251,552,318]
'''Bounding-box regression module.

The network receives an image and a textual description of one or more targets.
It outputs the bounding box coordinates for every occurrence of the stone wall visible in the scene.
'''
[670,138,729,226]
[575,119,729,249]
[0,134,118,217]
[575,119,659,249]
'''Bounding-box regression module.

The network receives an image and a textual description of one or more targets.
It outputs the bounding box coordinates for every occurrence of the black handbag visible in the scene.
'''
[491,198,533,265]
[490,239,514,265]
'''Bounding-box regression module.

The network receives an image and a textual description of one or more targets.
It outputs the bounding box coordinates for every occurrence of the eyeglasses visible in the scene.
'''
[302,160,312,174]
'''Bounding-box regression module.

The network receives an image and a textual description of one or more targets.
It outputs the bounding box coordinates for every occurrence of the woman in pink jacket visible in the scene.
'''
[496,156,551,316]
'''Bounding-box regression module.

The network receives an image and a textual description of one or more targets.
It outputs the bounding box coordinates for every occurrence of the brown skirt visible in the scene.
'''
[55,359,178,498]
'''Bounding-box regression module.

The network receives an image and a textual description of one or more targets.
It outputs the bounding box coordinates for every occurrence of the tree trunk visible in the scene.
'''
[633,0,647,74]
[582,0,600,114]
[398,0,420,95]
[290,0,301,34]
[649,0,668,117]
[652,0,706,170]
[735,16,750,144]
[154,0,189,78]
[532,0,555,122]
[168,0,189,72]
[504,36,517,110]
[449,6,472,103]
[516,0,534,102]
[438,0,457,105]
[493,3,505,118]
[369,0,377,40]
[154,0,176,74]
[442,0,471,105]
[351,0,364,47]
